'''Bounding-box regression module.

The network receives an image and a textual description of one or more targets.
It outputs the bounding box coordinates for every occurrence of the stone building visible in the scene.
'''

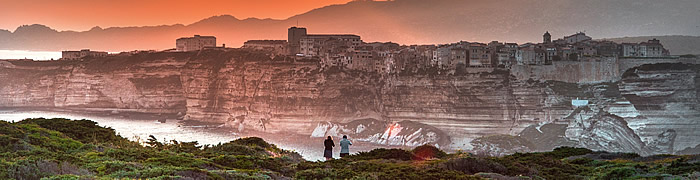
[300,35,361,57]
[61,49,108,60]
[516,46,545,65]
[621,39,669,57]
[561,32,592,44]
[595,41,620,57]
[287,27,307,55]
[176,35,216,52]
[434,45,452,68]
[543,31,552,43]
[242,40,287,54]
[450,48,468,67]
[468,43,491,67]
[287,27,361,57]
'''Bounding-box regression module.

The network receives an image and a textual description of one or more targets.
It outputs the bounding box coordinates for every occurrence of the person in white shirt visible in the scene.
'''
[339,135,352,157]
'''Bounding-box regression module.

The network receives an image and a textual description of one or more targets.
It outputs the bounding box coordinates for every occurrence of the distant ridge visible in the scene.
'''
[1,0,699,52]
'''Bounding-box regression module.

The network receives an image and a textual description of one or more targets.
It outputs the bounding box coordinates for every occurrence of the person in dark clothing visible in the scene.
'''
[323,136,335,160]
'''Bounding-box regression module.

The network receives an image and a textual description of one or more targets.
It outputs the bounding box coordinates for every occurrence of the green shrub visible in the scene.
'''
[232,137,273,149]
[601,167,637,180]
[412,145,447,159]
[145,152,204,168]
[93,160,140,175]
[549,146,593,159]
[442,157,507,174]
[212,155,257,169]
[295,168,357,180]
[18,118,129,145]
[659,158,700,175]
[104,147,157,162]
[41,174,81,180]
[348,148,417,161]
[567,157,594,165]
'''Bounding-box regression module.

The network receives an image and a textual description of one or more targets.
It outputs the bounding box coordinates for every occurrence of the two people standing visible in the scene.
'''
[323,135,352,160]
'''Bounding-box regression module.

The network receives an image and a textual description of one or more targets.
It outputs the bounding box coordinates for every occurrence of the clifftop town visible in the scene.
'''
[57,27,675,77]
[3,27,697,157]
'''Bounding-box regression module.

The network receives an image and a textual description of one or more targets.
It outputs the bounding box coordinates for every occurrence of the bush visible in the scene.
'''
[295,168,357,180]
[660,158,700,175]
[231,137,273,149]
[412,145,447,159]
[601,167,637,179]
[94,160,140,175]
[442,157,507,175]
[18,118,129,145]
[42,174,81,180]
[347,148,417,161]
[548,146,593,159]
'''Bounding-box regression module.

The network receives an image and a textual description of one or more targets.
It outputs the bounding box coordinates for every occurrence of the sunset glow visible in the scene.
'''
[1,1,699,179]
[0,0,352,31]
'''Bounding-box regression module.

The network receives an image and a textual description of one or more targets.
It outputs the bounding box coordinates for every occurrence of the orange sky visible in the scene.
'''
[0,0,353,31]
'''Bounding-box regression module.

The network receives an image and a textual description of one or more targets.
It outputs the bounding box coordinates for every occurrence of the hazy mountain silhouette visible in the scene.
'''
[1,0,699,52]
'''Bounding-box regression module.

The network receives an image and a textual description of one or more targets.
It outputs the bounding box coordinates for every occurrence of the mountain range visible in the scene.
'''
[1,0,699,52]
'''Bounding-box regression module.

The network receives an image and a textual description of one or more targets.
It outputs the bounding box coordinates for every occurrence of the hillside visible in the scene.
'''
[1,118,698,179]
[0,0,699,51]
[601,35,700,55]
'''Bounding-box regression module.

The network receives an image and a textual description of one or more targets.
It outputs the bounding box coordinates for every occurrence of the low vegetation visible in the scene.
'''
[1,118,698,179]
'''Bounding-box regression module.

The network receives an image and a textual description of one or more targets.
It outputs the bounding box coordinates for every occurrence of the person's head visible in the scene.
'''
[327,136,332,140]
[343,135,347,139]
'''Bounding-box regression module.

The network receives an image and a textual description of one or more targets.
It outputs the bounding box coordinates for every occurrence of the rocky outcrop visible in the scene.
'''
[619,63,700,153]
[516,63,699,155]
[470,134,535,156]
[310,119,451,147]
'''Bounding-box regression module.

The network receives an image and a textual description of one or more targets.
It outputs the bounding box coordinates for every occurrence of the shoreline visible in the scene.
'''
[0,107,409,161]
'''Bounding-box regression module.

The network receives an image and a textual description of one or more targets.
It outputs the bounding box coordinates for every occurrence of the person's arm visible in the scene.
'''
[349,140,352,145]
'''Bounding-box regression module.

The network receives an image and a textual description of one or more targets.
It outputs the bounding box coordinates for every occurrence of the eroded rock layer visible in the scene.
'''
[0,50,697,155]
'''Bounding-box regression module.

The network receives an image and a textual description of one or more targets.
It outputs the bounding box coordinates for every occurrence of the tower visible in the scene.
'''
[288,27,307,46]
[288,27,307,54]
[543,31,552,43]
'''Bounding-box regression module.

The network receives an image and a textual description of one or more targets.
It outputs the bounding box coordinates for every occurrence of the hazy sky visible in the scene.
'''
[0,0,353,31]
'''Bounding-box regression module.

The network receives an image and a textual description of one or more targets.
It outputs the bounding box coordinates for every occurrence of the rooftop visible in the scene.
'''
[244,40,287,44]
[177,35,216,40]
[304,34,360,38]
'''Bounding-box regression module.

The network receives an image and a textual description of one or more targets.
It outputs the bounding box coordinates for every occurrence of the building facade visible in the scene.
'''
[621,39,669,57]
[176,35,216,52]
[562,32,592,44]
[242,40,287,54]
[61,49,108,60]
[300,35,361,57]
[287,27,308,55]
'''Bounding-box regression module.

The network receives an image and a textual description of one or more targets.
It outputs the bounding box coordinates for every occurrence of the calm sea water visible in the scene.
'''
[0,109,382,161]
[0,50,62,60]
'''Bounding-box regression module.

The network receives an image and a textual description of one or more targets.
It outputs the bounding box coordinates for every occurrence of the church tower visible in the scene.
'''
[543,31,552,43]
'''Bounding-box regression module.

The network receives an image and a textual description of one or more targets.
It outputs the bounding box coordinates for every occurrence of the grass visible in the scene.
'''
[0,118,698,179]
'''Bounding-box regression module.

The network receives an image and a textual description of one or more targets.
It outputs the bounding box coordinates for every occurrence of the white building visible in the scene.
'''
[61,49,108,60]
[176,35,216,52]
[621,39,669,57]
[562,32,592,44]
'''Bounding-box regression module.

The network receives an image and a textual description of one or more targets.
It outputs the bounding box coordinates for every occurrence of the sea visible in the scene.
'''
[0,109,383,161]
[0,50,62,60]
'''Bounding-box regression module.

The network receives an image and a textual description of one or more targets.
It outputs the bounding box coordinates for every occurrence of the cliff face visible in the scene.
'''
[0,54,188,113]
[0,50,697,155]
